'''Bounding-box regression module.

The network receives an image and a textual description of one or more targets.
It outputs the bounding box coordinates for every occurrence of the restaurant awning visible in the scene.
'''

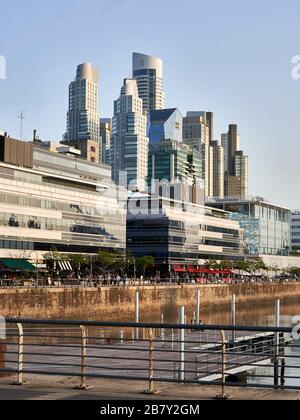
[0,259,36,271]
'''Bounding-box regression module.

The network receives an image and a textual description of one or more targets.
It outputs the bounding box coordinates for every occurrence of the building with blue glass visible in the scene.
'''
[206,198,291,257]
[148,108,183,144]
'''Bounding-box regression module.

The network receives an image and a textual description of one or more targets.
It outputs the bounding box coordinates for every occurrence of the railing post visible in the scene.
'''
[178,306,185,382]
[143,328,156,394]
[215,330,229,400]
[75,325,90,390]
[274,299,280,389]
[135,290,139,341]
[231,294,236,345]
[12,323,25,386]
[161,314,165,342]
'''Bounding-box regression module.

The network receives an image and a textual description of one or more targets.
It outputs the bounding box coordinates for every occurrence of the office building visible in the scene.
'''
[111,78,149,192]
[148,108,183,144]
[0,134,126,261]
[132,52,165,113]
[206,197,291,257]
[127,194,245,269]
[183,112,213,197]
[148,139,202,186]
[291,211,300,253]
[65,63,100,163]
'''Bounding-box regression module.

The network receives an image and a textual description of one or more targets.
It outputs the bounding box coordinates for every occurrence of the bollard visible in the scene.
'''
[12,323,25,386]
[120,330,124,346]
[178,307,185,382]
[75,325,90,390]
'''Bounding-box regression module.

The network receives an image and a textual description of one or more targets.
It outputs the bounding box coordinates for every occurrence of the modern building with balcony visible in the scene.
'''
[0,135,126,262]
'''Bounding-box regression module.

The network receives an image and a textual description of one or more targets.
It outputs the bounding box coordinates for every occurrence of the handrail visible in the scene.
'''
[3,318,294,334]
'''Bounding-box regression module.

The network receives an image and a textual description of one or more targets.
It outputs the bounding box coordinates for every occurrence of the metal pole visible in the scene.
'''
[147,328,155,394]
[215,330,229,400]
[196,289,201,325]
[274,299,280,388]
[12,323,24,386]
[178,306,185,382]
[231,294,236,345]
[135,290,139,341]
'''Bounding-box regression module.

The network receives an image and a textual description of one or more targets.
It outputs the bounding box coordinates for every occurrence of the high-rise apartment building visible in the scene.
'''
[211,141,225,199]
[132,53,165,113]
[65,63,100,163]
[111,78,149,192]
[100,118,112,165]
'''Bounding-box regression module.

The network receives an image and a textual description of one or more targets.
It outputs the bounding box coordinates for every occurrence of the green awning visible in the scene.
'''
[0,259,36,271]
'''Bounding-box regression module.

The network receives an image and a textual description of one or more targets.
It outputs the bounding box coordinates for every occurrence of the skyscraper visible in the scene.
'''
[100,118,112,165]
[111,78,149,192]
[132,53,165,113]
[148,108,183,144]
[211,141,225,199]
[222,124,248,199]
[65,63,100,163]
[183,112,212,196]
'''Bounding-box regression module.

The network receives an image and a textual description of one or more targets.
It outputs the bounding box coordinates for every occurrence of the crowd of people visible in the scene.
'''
[0,273,298,288]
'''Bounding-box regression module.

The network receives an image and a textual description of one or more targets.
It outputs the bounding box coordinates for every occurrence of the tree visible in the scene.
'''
[69,254,88,278]
[136,256,155,276]
[97,251,116,272]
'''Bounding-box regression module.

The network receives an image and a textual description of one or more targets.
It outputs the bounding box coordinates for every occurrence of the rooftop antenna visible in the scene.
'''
[18,111,26,141]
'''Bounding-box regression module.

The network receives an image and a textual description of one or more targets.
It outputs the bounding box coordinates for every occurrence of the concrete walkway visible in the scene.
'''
[0,376,299,400]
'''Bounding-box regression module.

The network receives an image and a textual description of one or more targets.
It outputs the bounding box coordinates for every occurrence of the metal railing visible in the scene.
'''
[0,318,300,398]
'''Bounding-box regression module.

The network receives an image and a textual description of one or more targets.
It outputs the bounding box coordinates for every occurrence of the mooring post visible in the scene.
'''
[178,306,185,382]
[274,299,280,389]
[135,290,139,341]
[12,323,24,386]
[196,289,201,325]
[231,294,236,345]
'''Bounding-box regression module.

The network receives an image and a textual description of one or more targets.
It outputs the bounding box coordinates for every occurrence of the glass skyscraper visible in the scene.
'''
[148,108,183,144]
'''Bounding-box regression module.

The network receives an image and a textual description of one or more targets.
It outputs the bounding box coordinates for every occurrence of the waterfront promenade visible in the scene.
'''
[0,376,299,400]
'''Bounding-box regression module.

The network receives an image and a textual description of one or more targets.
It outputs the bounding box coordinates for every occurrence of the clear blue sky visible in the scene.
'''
[0,0,299,208]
